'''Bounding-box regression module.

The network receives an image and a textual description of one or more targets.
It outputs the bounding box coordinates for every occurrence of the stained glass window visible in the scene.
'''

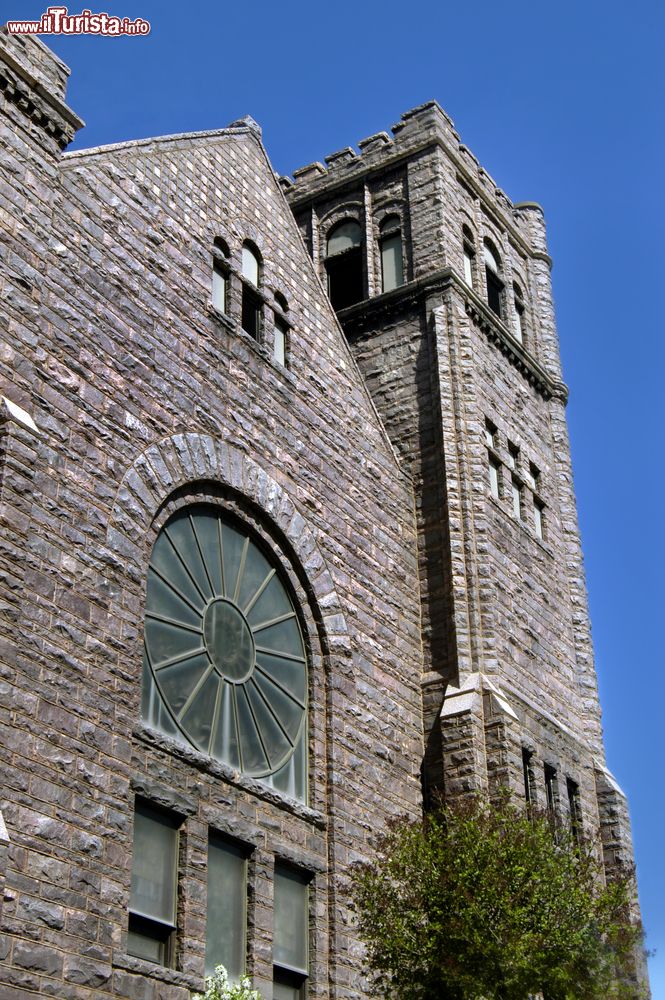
[142,507,307,800]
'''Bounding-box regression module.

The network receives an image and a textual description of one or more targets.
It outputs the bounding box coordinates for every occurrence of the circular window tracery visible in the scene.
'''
[143,506,307,778]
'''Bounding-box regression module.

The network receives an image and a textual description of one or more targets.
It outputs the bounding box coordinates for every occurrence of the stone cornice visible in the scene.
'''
[337,268,568,404]
[0,42,83,149]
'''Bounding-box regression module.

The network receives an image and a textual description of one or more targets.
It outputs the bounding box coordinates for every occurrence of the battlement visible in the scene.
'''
[283,100,546,240]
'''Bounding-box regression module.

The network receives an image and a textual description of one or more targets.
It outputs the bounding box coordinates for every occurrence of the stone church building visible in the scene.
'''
[0,29,644,1000]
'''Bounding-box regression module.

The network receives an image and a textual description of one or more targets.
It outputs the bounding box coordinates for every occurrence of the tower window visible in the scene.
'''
[483,240,504,319]
[325,219,363,310]
[489,455,501,500]
[273,866,309,1000]
[522,747,534,804]
[127,801,180,967]
[544,764,558,814]
[513,282,526,344]
[511,475,522,519]
[462,224,476,288]
[379,216,404,292]
[274,317,288,366]
[241,242,262,340]
[484,418,498,449]
[507,441,520,470]
[533,498,545,540]
[567,778,582,843]
[206,835,249,979]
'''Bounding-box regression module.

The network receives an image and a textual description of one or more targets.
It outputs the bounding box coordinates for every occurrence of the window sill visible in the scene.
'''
[113,951,202,992]
[208,302,235,331]
[133,722,327,830]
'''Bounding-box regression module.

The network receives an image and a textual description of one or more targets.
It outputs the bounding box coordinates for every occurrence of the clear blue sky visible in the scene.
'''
[9,0,664,992]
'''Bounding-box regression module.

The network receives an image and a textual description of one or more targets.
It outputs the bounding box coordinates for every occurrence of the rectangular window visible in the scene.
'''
[514,302,525,343]
[544,764,558,813]
[522,747,534,804]
[242,285,261,340]
[128,801,179,967]
[525,462,539,490]
[463,249,474,288]
[486,268,503,318]
[205,835,248,979]
[212,264,227,314]
[567,778,582,842]
[274,318,287,367]
[273,866,309,999]
[488,455,500,500]
[507,442,519,470]
[534,499,545,540]
[484,419,497,449]
[381,233,404,292]
[511,476,522,519]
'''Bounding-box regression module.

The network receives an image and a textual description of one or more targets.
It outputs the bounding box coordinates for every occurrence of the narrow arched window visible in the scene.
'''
[325,219,363,311]
[513,282,526,344]
[241,242,262,339]
[483,239,504,319]
[212,237,229,315]
[273,292,289,367]
[379,216,404,293]
[462,225,476,288]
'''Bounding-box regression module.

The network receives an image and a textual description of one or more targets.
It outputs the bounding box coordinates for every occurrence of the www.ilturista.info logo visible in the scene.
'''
[5,6,150,35]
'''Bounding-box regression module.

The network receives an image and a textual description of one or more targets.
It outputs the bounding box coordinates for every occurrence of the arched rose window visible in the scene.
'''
[141,506,307,799]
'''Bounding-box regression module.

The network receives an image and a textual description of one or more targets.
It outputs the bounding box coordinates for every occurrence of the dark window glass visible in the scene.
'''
[486,268,503,317]
[326,219,363,310]
[242,285,261,339]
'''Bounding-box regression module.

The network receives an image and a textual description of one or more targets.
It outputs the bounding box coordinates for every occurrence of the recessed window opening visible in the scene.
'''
[241,243,262,340]
[522,747,534,804]
[206,835,249,979]
[511,475,522,519]
[534,498,545,540]
[462,224,476,288]
[379,215,404,293]
[566,778,582,842]
[544,764,558,813]
[274,317,288,366]
[507,442,519,470]
[212,237,230,315]
[489,455,500,500]
[127,801,180,968]
[325,219,363,311]
[526,462,539,490]
[513,282,525,344]
[273,865,309,1000]
[484,239,504,319]
[484,418,498,449]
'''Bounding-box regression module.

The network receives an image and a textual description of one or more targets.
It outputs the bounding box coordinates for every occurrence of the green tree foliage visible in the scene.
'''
[351,797,645,1000]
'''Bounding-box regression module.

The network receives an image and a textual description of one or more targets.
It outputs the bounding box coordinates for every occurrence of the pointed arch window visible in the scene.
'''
[325,219,363,311]
[379,215,404,293]
[141,506,308,802]
[483,239,504,319]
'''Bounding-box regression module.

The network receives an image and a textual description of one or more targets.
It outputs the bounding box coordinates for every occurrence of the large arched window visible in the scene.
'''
[379,215,404,293]
[142,506,307,801]
[483,239,504,319]
[325,218,363,310]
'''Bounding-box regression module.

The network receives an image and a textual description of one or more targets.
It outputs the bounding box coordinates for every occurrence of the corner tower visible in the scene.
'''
[284,101,642,917]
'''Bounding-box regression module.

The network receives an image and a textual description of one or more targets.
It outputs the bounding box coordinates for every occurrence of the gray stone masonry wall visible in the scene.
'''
[0,33,424,999]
